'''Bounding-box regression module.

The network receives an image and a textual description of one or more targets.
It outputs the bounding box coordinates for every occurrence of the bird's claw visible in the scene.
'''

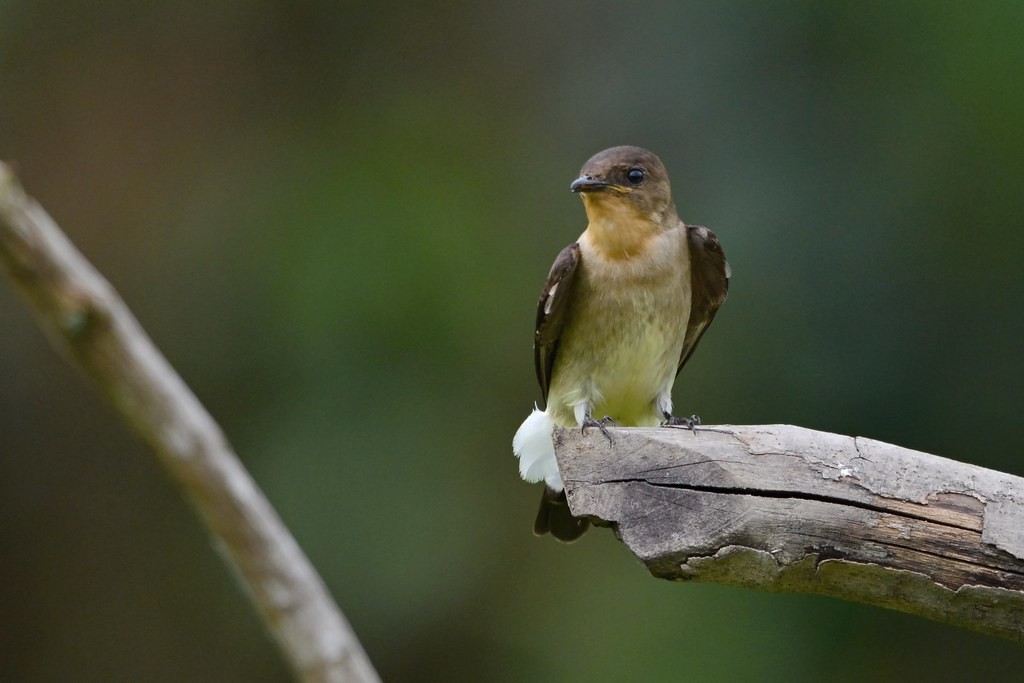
[582,416,615,442]
[666,414,701,431]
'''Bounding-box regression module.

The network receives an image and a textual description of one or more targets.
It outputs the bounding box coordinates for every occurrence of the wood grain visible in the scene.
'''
[555,424,1024,641]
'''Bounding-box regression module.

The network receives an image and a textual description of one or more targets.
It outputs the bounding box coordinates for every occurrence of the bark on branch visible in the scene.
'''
[0,163,380,683]
[556,424,1024,642]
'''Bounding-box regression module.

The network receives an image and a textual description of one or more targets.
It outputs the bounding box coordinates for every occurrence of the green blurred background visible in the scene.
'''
[3,2,1024,681]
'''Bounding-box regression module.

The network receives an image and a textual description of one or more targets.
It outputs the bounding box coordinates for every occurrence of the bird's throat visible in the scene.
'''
[581,196,661,260]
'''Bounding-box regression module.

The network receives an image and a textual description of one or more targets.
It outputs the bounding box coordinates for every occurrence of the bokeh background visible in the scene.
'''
[3,2,1024,681]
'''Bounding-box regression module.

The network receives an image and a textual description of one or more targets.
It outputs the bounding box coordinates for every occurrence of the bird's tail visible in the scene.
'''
[513,407,589,542]
[534,486,589,542]
[513,407,561,488]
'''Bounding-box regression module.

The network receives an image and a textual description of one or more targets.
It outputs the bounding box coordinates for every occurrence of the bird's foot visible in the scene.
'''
[581,415,615,442]
[665,414,701,431]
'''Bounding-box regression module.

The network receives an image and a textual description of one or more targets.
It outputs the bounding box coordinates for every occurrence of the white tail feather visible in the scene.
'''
[512,407,563,491]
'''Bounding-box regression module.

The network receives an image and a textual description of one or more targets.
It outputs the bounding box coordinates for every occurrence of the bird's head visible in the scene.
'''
[571,146,677,256]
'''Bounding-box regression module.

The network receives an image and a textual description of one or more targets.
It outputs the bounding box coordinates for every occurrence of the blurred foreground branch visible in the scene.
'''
[557,424,1024,641]
[0,164,380,683]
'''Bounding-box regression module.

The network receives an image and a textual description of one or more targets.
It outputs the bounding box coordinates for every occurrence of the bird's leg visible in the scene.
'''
[581,412,615,442]
[665,412,701,431]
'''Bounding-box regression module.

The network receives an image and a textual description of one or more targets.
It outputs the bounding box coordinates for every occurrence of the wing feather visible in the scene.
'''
[534,242,581,404]
[678,225,730,373]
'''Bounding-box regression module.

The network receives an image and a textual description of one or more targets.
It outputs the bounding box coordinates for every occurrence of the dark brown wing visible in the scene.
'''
[534,242,581,404]
[678,225,730,373]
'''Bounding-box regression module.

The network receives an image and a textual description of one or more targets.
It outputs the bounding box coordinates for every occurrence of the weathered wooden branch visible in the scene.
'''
[556,424,1024,642]
[0,163,381,683]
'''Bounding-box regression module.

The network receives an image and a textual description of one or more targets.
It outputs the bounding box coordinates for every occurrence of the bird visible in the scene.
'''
[512,145,730,542]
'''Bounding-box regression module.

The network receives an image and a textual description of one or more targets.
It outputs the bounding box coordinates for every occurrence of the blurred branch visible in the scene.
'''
[557,424,1024,641]
[0,164,380,683]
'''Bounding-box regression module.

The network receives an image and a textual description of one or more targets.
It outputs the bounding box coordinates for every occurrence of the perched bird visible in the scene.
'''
[513,146,730,541]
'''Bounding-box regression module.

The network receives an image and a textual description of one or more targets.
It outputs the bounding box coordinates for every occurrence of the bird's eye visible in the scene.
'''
[625,168,646,185]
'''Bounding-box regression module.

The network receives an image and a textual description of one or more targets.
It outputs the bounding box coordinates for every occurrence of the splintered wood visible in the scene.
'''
[555,424,1024,641]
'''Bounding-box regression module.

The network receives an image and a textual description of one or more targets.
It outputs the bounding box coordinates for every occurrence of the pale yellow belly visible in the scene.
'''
[587,328,681,424]
[547,284,689,428]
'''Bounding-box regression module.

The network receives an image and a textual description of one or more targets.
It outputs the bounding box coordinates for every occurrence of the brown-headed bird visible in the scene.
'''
[513,146,730,541]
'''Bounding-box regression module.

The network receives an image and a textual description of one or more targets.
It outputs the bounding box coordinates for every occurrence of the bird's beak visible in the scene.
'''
[570,176,630,194]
